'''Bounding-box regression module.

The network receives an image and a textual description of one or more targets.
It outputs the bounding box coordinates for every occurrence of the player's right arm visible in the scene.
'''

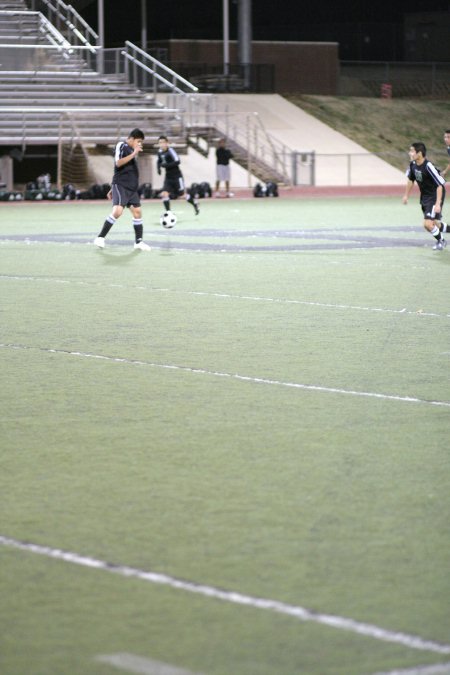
[402,180,414,204]
[402,166,415,204]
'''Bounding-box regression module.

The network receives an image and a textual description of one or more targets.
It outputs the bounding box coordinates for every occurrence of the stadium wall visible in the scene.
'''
[153,40,339,94]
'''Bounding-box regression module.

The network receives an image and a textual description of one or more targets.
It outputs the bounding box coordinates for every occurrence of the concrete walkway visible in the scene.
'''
[216,94,405,186]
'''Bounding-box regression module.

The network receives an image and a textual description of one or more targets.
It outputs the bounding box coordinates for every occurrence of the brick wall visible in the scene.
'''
[152,40,339,94]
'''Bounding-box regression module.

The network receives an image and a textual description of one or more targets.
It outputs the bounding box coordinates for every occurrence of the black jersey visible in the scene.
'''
[406,159,445,199]
[216,147,233,165]
[112,141,139,190]
[157,147,182,177]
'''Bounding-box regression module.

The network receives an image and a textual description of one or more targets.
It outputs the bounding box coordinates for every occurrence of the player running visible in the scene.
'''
[402,142,448,250]
[94,128,151,251]
[442,129,450,179]
[157,135,199,219]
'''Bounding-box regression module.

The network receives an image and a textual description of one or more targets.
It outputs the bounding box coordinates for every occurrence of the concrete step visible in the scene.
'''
[0,24,40,32]
[1,134,186,145]
[0,111,159,120]
[0,86,151,99]
[0,122,172,131]
[0,36,52,42]
[0,88,148,99]
[0,97,148,106]
[0,17,39,23]
[0,75,124,83]
[0,18,40,25]
[0,83,137,92]
[0,122,142,128]
[0,1,28,7]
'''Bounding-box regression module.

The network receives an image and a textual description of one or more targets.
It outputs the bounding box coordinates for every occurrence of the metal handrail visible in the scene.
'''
[172,93,294,183]
[121,51,185,95]
[29,0,98,46]
[124,41,198,93]
[65,2,98,41]
[0,43,98,49]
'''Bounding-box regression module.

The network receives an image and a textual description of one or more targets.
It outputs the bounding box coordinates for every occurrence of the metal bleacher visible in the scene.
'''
[0,1,189,147]
[0,0,294,189]
[0,0,198,192]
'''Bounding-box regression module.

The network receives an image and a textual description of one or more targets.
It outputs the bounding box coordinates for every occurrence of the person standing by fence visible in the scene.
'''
[215,138,234,198]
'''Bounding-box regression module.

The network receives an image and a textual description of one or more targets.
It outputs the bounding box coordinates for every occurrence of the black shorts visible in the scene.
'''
[163,174,185,196]
[111,183,141,208]
[421,192,445,220]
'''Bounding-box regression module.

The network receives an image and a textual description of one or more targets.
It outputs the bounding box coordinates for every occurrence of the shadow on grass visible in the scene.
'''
[97,249,140,266]
[432,252,450,266]
[158,238,175,256]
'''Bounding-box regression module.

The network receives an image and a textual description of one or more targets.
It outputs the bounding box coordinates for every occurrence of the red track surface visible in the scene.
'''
[4,184,409,205]
[226,185,406,199]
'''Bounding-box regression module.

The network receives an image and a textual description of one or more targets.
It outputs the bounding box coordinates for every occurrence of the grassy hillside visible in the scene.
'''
[286,95,450,171]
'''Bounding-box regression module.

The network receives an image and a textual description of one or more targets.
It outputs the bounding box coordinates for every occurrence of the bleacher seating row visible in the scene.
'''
[0,1,183,147]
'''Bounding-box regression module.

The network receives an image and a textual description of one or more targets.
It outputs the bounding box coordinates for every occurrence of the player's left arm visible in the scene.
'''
[434,185,443,213]
[116,145,142,168]
[428,163,446,212]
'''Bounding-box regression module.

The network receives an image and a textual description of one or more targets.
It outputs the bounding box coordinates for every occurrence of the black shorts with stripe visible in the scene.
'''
[163,174,185,196]
[111,183,141,208]
[421,192,445,220]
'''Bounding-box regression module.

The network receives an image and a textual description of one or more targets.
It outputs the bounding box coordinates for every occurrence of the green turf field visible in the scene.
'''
[1,197,449,675]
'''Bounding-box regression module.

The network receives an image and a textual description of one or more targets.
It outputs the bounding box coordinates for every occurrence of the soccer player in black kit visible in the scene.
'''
[157,135,199,218]
[403,142,449,250]
[94,128,151,251]
[443,129,450,179]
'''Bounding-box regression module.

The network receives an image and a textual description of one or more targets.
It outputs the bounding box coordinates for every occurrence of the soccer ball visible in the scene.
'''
[160,210,177,229]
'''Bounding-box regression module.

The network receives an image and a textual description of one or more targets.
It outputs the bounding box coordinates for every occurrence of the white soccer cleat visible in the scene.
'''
[433,238,447,250]
[134,241,151,251]
[94,236,105,248]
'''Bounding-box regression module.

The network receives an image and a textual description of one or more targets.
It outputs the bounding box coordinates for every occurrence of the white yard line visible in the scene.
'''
[1,342,449,408]
[96,653,203,675]
[0,274,448,320]
[1,535,450,656]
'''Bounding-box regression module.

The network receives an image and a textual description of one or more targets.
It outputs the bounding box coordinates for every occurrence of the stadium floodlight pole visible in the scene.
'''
[238,0,252,89]
[223,0,229,77]
[141,0,147,52]
[97,0,104,75]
